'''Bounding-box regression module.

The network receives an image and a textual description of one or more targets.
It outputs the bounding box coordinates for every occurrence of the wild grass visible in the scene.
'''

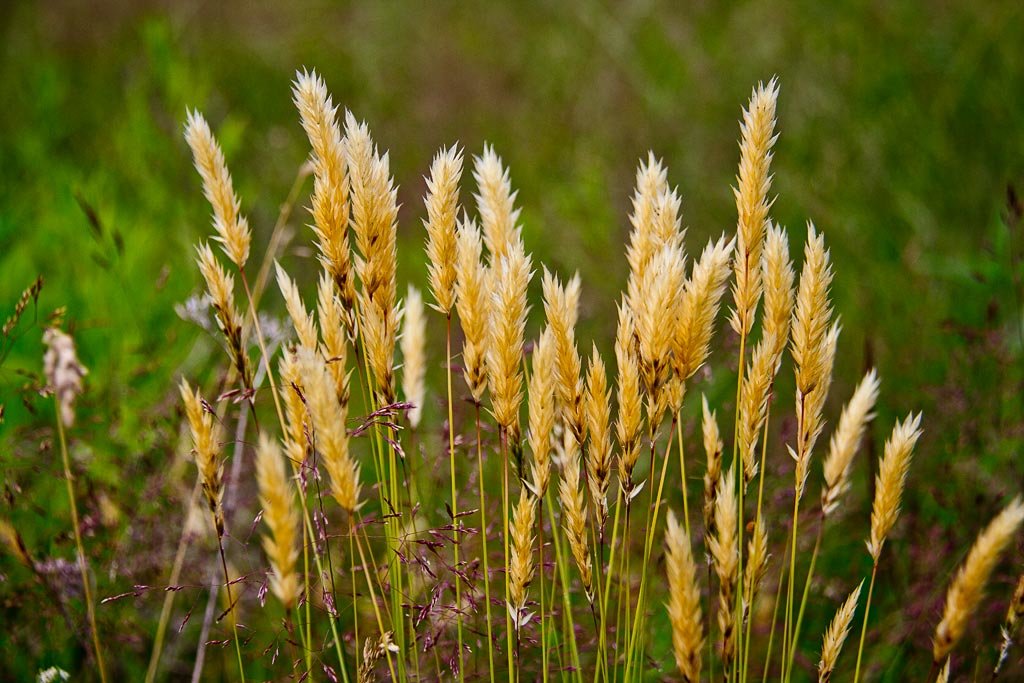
[5,67,1024,682]
[165,71,1024,681]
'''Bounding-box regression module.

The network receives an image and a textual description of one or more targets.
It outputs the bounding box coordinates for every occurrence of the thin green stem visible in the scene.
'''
[475,406,496,682]
[787,519,823,674]
[446,317,466,682]
[545,486,582,682]
[675,414,690,539]
[501,430,515,682]
[625,417,677,680]
[742,403,774,682]
[853,562,879,683]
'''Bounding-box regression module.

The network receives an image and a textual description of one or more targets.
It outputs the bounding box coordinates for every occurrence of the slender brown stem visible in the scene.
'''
[55,408,108,683]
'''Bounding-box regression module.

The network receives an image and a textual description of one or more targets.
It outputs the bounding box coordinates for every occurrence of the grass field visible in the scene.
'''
[2,1,1024,681]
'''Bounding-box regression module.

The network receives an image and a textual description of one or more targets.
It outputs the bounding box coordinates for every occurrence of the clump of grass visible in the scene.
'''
[146,68,1024,683]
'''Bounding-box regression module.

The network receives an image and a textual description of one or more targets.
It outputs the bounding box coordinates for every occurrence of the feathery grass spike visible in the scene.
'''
[400,285,427,428]
[666,509,703,682]
[818,581,864,682]
[185,110,252,269]
[933,497,1024,662]
[255,434,300,608]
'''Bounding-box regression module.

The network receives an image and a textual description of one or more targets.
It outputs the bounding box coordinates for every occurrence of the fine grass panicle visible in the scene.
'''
[729,78,779,338]
[672,235,734,391]
[866,413,923,561]
[994,573,1024,676]
[316,273,350,406]
[276,262,319,351]
[184,110,252,269]
[665,509,703,683]
[527,327,557,497]
[710,466,739,674]
[399,285,426,428]
[818,581,864,682]
[702,394,724,538]
[473,144,521,263]
[635,243,686,424]
[789,223,837,502]
[179,379,224,535]
[297,348,360,512]
[933,497,1024,663]
[423,146,464,316]
[542,268,586,445]
[455,216,490,402]
[614,301,644,499]
[584,345,613,526]
[509,489,538,627]
[346,110,399,403]
[195,242,251,388]
[254,434,300,609]
[822,369,880,517]
[293,70,357,323]
[42,327,88,427]
[487,238,532,442]
[558,436,594,603]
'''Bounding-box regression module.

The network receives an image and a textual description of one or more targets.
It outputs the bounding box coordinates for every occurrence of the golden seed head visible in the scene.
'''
[614,302,643,492]
[626,153,671,313]
[933,498,1024,662]
[292,70,355,314]
[702,394,724,537]
[179,379,224,534]
[635,243,686,420]
[744,517,770,604]
[665,509,703,683]
[541,268,586,444]
[509,489,538,622]
[528,327,557,497]
[400,285,427,428]
[762,222,796,363]
[730,77,779,336]
[737,336,776,484]
[558,437,593,602]
[791,222,835,397]
[473,144,521,263]
[822,369,880,516]
[184,110,251,269]
[711,470,739,670]
[195,242,237,325]
[255,433,300,609]
[673,234,734,387]
[297,348,360,512]
[584,345,612,524]
[455,216,491,402]
[818,581,864,681]
[317,273,350,406]
[867,412,922,561]
[346,111,399,403]
[487,240,533,437]
[275,262,319,351]
[423,145,464,315]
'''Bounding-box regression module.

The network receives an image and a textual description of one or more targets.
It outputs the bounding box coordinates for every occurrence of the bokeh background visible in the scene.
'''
[2,1,1023,680]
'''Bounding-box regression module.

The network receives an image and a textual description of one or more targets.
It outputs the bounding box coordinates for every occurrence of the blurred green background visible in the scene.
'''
[2,0,1023,680]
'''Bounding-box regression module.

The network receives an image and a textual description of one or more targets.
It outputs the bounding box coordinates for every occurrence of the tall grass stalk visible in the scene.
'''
[55,404,108,683]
